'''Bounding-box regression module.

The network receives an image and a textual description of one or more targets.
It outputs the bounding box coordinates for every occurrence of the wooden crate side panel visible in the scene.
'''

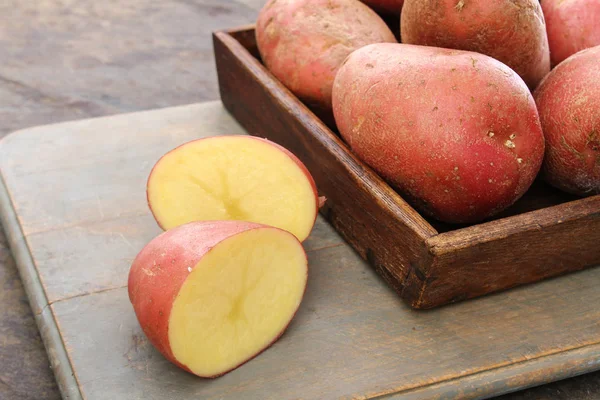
[422,196,600,308]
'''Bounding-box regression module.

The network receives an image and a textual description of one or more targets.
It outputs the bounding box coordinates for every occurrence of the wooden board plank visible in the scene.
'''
[51,261,600,400]
[1,101,600,400]
[50,258,600,400]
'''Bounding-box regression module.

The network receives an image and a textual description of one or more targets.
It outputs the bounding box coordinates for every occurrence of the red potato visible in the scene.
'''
[128,221,308,378]
[332,43,545,224]
[147,136,318,242]
[534,46,600,196]
[401,0,550,89]
[541,0,600,66]
[360,0,404,14]
[255,0,396,117]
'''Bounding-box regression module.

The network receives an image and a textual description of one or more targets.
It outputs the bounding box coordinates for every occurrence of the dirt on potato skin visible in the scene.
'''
[401,0,550,90]
[534,46,600,196]
[332,43,545,224]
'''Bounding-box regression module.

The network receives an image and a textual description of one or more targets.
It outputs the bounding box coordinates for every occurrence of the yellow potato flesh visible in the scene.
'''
[148,136,316,241]
[168,228,307,377]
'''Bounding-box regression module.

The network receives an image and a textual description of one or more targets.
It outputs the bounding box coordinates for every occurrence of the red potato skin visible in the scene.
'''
[541,0,600,66]
[128,221,308,378]
[332,43,545,223]
[360,0,404,14]
[401,0,550,90]
[147,135,320,236]
[255,0,396,117]
[534,46,600,196]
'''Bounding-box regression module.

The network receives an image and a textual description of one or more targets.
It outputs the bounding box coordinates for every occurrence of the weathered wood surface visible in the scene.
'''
[1,0,600,399]
[0,0,266,137]
[2,101,600,400]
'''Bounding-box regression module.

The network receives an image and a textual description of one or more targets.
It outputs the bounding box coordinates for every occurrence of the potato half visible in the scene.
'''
[147,136,318,242]
[128,221,308,377]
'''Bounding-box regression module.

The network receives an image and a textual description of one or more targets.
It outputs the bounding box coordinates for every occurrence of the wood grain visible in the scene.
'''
[422,195,600,307]
[0,0,266,136]
[214,26,600,309]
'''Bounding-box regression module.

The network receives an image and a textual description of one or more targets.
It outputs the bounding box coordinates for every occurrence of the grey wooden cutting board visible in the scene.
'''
[1,100,599,400]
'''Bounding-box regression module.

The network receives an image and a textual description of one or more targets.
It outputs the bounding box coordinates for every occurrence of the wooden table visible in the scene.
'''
[0,1,598,399]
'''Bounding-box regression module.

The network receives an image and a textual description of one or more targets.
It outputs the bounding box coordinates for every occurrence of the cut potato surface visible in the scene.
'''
[147,136,318,241]
[128,221,308,378]
[170,227,307,377]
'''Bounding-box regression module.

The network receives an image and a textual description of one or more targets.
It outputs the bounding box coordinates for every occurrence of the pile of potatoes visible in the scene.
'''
[257,0,600,223]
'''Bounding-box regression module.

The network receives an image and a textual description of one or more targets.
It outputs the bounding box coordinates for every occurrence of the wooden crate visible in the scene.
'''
[213,26,600,309]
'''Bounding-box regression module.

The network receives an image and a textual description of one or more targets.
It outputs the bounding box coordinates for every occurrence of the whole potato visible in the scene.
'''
[534,46,600,196]
[332,43,545,223]
[401,0,550,90]
[256,0,396,117]
[360,0,404,14]
[541,0,600,66]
